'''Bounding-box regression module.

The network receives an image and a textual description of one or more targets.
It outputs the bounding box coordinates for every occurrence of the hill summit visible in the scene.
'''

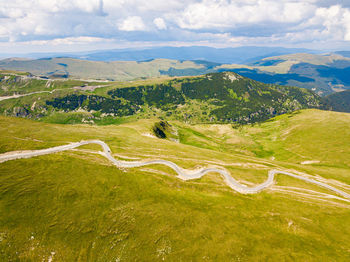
[37,71,326,124]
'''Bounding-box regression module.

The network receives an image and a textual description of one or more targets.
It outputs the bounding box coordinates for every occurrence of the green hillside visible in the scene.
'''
[0,58,207,81]
[0,109,350,261]
[1,54,350,96]
[218,53,350,96]
[0,71,326,125]
[0,71,105,96]
[325,90,350,113]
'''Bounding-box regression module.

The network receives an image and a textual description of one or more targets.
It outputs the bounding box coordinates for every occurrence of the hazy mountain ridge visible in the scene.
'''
[1,46,320,63]
[219,53,350,96]
[1,51,350,96]
[0,57,206,81]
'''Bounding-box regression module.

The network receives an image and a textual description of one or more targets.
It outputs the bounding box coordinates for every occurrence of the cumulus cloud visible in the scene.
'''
[175,0,315,29]
[0,0,350,51]
[118,16,146,31]
[27,36,113,45]
[153,18,167,30]
[290,4,350,43]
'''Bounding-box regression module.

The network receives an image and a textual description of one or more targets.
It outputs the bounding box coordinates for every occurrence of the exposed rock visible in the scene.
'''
[13,107,30,117]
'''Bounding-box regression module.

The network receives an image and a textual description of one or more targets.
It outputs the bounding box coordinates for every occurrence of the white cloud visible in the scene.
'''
[0,26,8,37]
[153,17,167,30]
[26,36,112,45]
[294,5,350,42]
[0,0,350,51]
[175,0,315,29]
[0,7,24,18]
[118,16,146,31]
[103,0,191,13]
[34,0,104,14]
[344,12,350,41]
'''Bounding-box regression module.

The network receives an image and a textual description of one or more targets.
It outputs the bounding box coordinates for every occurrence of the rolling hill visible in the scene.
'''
[1,52,350,96]
[0,71,326,125]
[325,89,350,113]
[0,67,349,261]
[0,109,350,261]
[219,53,350,96]
[1,46,319,64]
[0,58,207,81]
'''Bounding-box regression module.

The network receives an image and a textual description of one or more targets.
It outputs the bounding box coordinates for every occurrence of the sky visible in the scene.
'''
[1,0,350,54]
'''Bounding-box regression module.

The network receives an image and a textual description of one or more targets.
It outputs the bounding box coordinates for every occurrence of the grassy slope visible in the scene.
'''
[189,109,350,166]
[215,54,350,96]
[0,58,205,81]
[325,89,350,113]
[0,109,350,261]
[0,71,110,96]
[220,53,350,74]
[186,109,350,185]
[1,71,325,126]
[1,55,349,97]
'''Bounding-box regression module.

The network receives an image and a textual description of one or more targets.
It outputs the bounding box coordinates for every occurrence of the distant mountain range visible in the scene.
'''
[221,53,350,96]
[335,51,350,58]
[73,46,322,64]
[1,51,350,96]
[1,46,322,64]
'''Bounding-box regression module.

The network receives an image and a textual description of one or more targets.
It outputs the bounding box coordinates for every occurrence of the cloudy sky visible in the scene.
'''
[1,0,350,53]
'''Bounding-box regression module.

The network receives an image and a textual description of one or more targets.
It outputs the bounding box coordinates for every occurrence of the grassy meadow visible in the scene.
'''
[0,109,350,261]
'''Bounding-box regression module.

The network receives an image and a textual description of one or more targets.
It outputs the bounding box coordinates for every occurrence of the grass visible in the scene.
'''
[0,70,111,96]
[39,111,137,126]
[1,155,350,261]
[0,109,350,260]
[40,112,94,124]
[187,109,350,168]
[0,58,205,81]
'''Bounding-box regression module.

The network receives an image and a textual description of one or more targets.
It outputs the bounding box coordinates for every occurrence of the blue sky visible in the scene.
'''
[1,0,350,53]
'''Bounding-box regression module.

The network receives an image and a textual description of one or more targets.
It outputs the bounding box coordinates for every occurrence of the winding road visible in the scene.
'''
[1,140,349,199]
[0,89,64,101]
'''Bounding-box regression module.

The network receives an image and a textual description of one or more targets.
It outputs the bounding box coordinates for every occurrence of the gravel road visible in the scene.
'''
[1,140,349,199]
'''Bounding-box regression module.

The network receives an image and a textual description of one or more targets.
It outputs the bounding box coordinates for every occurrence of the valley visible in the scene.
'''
[1,51,349,96]
[0,48,349,262]
[2,1,350,261]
